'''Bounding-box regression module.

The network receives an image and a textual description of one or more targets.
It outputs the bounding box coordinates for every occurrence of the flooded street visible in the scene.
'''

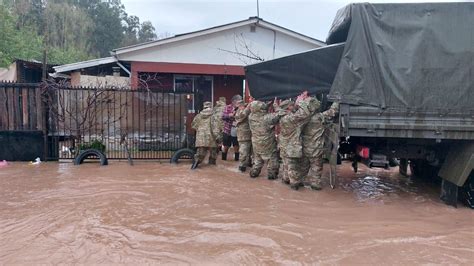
[1,160,473,264]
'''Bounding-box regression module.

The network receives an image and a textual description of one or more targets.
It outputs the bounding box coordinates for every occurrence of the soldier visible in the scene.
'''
[222,95,242,161]
[248,100,283,179]
[234,99,252,172]
[214,97,226,130]
[277,94,317,190]
[191,101,220,169]
[301,100,339,190]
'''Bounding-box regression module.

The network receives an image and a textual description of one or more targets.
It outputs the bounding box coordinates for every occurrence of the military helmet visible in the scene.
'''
[308,97,321,112]
[249,100,267,112]
[279,99,295,110]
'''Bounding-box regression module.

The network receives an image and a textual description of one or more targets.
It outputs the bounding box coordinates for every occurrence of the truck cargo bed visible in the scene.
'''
[340,105,474,140]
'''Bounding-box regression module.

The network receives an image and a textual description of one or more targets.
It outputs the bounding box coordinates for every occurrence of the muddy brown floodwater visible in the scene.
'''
[0,160,473,264]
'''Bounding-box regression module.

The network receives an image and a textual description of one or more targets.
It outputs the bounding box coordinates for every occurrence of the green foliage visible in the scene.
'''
[48,46,92,65]
[0,0,158,66]
[0,4,43,67]
[78,139,106,153]
[138,21,157,43]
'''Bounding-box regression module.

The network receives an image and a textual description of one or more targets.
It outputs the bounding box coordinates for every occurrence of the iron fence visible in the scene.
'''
[1,81,195,161]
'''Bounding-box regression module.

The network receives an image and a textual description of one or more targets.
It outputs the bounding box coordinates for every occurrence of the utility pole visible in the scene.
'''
[257,0,260,18]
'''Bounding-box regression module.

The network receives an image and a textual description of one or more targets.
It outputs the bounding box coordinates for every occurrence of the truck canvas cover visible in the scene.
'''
[244,43,344,101]
[328,2,474,111]
[245,2,474,111]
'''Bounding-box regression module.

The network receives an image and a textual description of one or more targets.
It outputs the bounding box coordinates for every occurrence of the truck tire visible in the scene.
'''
[461,172,474,209]
[74,149,108,166]
[170,148,195,164]
[410,159,438,180]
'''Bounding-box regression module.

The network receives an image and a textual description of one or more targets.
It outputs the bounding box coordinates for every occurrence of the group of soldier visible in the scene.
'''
[191,91,339,191]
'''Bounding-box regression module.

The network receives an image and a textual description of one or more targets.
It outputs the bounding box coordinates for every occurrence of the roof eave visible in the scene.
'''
[112,17,324,56]
[113,18,259,55]
[54,57,117,73]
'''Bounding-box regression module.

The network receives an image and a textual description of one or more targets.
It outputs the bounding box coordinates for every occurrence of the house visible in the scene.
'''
[0,59,54,83]
[54,17,325,111]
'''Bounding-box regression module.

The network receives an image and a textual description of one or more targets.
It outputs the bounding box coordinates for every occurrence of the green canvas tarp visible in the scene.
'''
[244,43,344,101]
[245,2,474,112]
[328,2,474,111]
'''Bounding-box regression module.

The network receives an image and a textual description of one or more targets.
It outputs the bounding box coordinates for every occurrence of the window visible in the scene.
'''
[173,75,213,113]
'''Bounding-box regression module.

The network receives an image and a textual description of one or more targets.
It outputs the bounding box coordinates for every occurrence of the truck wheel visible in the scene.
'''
[461,172,474,209]
[74,149,108,166]
[170,148,195,164]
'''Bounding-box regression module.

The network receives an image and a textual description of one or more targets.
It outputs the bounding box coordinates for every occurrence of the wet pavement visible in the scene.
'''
[0,160,473,264]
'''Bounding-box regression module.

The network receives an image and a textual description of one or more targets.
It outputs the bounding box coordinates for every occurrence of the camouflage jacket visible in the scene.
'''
[235,107,251,142]
[213,100,226,134]
[249,101,282,157]
[192,108,219,147]
[278,99,317,158]
[302,101,339,157]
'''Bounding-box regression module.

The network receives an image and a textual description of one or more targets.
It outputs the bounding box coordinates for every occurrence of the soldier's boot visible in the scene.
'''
[310,178,322,190]
[222,152,227,160]
[238,166,246,172]
[282,178,290,185]
[191,160,200,170]
[208,158,216,165]
[249,168,261,178]
[267,171,278,180]
[290,182,301,191]
[234,153,239,161]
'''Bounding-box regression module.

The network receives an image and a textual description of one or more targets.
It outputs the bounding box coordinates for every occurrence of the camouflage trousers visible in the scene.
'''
[284,157,307,185]
[194,147,218,164]
[238,141,252,167]
[280,156,290,183]
[251,151,279,178]
[302,149,325,186]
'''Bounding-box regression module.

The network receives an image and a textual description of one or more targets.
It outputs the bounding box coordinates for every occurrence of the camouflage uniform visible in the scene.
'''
[278,99,317,188]
[301,101,339,190]
[235,102,252,171]
[213,97,226,146]
[191,102,220,166]
[248,101,282,179]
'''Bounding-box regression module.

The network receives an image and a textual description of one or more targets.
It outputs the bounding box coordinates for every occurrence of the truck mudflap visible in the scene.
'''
[438,143,474,207]
[438,143,474,186]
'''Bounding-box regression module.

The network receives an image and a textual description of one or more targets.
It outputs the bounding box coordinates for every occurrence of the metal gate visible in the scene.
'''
[1,81,194,161]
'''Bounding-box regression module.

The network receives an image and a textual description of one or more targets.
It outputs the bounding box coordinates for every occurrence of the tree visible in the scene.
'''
[138,21,157,43]
[0,0,158,65]
[86,0,125,57]
[43,2,93,58]
[0,4,43,67]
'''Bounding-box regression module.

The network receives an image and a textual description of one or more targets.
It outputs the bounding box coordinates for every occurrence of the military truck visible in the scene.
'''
[245,2,474,207]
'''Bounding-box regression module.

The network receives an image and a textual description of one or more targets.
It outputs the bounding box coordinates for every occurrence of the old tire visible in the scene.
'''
[170,148,195,164]
[74,149,108,166]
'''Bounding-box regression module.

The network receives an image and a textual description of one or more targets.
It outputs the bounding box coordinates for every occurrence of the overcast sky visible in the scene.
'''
[122,0,470,41]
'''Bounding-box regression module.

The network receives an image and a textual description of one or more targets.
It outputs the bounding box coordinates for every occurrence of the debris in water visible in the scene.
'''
[29,157,41,165]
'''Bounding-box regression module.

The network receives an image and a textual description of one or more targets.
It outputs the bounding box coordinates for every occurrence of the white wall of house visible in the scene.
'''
[115,24,321,66]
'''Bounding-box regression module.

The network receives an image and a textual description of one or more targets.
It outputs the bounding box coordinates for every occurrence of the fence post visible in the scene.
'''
[41,86,48,161]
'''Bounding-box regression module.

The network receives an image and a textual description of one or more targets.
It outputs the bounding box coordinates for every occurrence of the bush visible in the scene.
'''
[78,139,106,153]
